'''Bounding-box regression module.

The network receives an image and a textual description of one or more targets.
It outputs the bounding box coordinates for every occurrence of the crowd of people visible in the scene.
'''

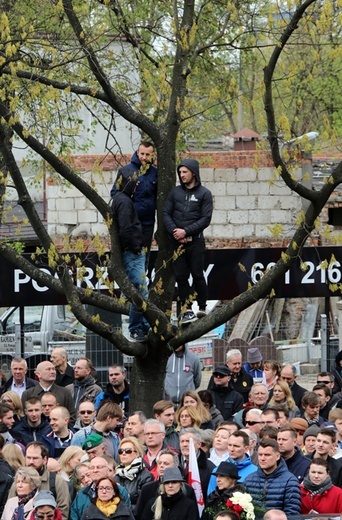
[0,346,342,520]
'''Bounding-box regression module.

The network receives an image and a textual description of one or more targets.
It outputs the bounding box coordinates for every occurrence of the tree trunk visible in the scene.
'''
[130,341,170,415]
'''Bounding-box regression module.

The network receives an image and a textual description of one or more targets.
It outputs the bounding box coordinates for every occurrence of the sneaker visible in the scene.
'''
[130,330,147,342]
[197,309,207,318]
[180,311,198,324]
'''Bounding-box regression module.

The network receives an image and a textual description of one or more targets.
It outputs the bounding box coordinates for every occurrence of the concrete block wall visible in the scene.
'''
[46,151,341,248]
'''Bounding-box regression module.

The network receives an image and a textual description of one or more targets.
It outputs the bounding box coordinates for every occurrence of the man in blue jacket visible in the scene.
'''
[112,166,150,342]
[244,438,301,516]
[111,141,157,256]
[163,158,213,324]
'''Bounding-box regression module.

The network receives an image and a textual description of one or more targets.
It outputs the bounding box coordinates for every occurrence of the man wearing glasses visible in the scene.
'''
[7,441,70,520]
[142,419,177,479]
[209,365,244,420]
[70,456,130,520]
[74,401,96,431]
[280,365,308,408]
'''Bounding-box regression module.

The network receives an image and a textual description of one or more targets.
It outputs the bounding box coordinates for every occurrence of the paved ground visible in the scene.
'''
[199,369,318,392]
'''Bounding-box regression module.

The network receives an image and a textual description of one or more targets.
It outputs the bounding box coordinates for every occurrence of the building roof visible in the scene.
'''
[232,128,261,140]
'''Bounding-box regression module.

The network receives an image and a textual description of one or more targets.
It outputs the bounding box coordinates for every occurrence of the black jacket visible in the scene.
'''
[0,376,37,396]
[114,466,153,513]
[209,384,244,420]
[290,381,308,409]
[11,415,52,445]
[100,380,130,414]
[135,480,196,520]
[110,151,158,227]
[284,446,310,483]
[141,489,199,520]
[163,158,213,239]
[0,460,14,515]
[111,167,144,253]
[207,370,253,403]
[202,483,245,520]
[180,448,215,501]
[55,364,75,387]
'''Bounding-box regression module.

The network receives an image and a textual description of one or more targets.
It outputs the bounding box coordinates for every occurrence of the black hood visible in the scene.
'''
[177,158,201,186]
[114,166,139,197]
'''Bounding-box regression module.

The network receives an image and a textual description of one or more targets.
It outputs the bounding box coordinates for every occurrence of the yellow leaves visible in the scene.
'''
[281,251,290,263]
[296,211,306,227]
[300,261,308,272]
[93,234,106,256]
[320,259,329,271]
[278,114,291,142]
[268,224,284,237]
[47,244,59,269]
[238,262,246,273]
[75,238,86,253]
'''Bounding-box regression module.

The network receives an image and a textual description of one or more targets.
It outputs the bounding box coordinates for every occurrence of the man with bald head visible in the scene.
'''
[22,361,76,424]
[51,347,74,386]
[263,511,287,520]
[70,456,130,520]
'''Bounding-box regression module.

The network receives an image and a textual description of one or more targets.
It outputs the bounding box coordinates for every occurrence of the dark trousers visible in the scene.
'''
[172,237,207,309]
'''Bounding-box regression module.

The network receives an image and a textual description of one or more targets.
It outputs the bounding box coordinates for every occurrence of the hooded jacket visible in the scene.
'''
[66,376,102,409]
[111,167,144,253]
[110,151,157,227]
[95,380,130,414]
[164,346,201,405]
[244,457,301,516]
[11,415,52,445]
[163,159,213,239]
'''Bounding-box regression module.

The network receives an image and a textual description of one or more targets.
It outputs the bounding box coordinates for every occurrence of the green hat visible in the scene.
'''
[82,433,103,451]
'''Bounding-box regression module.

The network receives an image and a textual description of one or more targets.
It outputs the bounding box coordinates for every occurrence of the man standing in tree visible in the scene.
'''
[111,141,157,254]
[163,158,213,324]
[111,167,150,343]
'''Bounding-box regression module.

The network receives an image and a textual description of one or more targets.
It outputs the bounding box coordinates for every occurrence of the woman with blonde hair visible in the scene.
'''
[209,426,230,465]
[179,390,213,429]
[114,436,153,514]
[1,466,41,520]
[141,467,199,520]
[1,391,24,426]
[2,442,25,471]
[175,405,202,430]
[268,380,300,419]
[58,446,84,481]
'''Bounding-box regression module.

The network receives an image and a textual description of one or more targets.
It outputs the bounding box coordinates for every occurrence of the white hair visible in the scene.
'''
[226,349,242,361]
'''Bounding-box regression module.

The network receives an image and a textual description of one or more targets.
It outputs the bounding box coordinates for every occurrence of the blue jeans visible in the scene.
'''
[122,251,149,333]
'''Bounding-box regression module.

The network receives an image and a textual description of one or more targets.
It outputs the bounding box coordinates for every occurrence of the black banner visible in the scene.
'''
[0,246,341,306]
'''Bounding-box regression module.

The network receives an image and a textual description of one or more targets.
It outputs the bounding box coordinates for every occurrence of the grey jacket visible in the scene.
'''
[164,346,201,405]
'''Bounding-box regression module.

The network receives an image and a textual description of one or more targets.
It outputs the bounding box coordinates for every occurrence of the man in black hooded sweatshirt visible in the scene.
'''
[112,166,149,343]
[163,158,213,324]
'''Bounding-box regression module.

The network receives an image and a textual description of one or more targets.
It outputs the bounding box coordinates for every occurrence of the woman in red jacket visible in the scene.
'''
[301,458,342,514]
